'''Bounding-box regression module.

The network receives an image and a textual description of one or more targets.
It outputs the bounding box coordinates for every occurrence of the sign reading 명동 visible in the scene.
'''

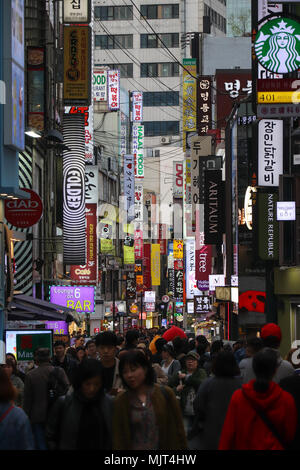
[254,17,300,75]
[50,286,95,313]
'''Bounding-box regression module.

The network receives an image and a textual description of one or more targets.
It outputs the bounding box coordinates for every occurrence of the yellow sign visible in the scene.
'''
[63,26,91,104]
[151,244,160,286]
[173,239,184,259]
[183,59,197,134]
[257,91,300,104]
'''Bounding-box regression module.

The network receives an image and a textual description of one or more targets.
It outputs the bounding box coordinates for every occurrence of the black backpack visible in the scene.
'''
[47,367,68,411]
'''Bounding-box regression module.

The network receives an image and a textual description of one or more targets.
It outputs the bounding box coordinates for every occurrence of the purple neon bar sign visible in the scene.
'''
[50,286,95,313]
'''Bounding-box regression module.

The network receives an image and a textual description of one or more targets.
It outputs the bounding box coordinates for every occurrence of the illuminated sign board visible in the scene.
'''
[276,201,296,220]
[108,69,120,110]
[50,286,95,313]
[93,69,107,102]
[63,0,91,23]
[258,119,283,187]
[132,91,143,122]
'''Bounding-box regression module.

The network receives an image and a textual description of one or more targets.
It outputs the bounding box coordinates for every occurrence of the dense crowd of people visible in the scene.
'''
[0,322,300,451]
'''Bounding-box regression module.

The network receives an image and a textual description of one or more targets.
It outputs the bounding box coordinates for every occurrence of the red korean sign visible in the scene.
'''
[5,188,43,228]
[108,70,120,111]
[132,91,143,122]
[143,243,152,290]
[216,69,252,128]
[159,223,167,255]
[134,229,143,259]
[70,203,97,284]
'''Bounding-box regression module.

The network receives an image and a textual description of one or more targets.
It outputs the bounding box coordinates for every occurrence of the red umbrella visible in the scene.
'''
[162,326,187,342]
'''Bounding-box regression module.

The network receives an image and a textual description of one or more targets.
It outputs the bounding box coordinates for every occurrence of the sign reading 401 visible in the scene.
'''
[254,17,300,74]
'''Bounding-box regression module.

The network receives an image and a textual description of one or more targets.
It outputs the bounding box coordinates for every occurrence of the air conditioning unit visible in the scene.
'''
[160,136,171,145]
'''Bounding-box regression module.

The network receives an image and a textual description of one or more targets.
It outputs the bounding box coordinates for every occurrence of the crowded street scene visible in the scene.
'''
[1,0,300,459]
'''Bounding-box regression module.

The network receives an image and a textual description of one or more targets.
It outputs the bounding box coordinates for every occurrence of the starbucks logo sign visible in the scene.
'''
[255,17,300,74]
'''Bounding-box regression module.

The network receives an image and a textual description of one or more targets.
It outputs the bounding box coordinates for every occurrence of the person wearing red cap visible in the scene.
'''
[239,323,295,384]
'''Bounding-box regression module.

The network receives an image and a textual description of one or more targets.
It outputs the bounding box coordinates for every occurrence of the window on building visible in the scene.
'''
[95,34,133,49]
[203,4,226,33]
[143,91,179,106]
[144,121,179,136]
[141,62,179,77]
[95,5,133,20]
[140,4,179,20]
[141,33,179,48]
[95,63,134,78]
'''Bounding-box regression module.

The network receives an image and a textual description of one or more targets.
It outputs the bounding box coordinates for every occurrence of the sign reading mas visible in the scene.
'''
[50,286,95,314]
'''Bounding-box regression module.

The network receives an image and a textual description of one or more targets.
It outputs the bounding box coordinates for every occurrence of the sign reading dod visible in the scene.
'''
[50,286,95,314]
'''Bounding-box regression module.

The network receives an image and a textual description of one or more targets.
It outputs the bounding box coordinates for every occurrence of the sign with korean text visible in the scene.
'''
[63,26,91,105]
[124,155,135,221]
[134,229,143,260]
[132,91,143,122]
[132,124,144,178]
[277,201,296,220]
[126,271,136,299]
[134,184,143,223]
[216,69,252,128]
[159,223,167,255]
[63,0,91,23]
[183,59,197,132]
[173,240,183,259]
[191,135,212,225]
[108,70,120,110]
[123,223,135,264]
[194,295,210,315]
[168,268,175,296]
[258,119,283,187]
[186,239,201,299]
[174,269,184,299]
[257,103,300,117]
[198,76,212,135]
[257,78,300,104]
[151,244,161,286]
[93,69,107,102]
[143,243,152,290]
[50,286,95,313]
[65,106,94,164]
[173,162,184,198]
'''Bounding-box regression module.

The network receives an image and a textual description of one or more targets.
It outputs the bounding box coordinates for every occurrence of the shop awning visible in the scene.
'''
[7,294,82,326]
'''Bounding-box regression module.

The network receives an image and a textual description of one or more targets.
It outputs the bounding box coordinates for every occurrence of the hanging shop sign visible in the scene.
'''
[99,219,114,254]
[5,189,43,228]
[126,272,136,299]
[132,124,144,178]
[254,17,300,75]
[168,268,175,296]
[134,184,143,223]
[27,47,45,133]
[63,26,91,105]
[62,113,86,265]
[194,295,211,315]
[204,170,225,245]
[197,76,212,135]
[65,106,94,165]
[173,239,183,259]
[174,269,184,299]
[195,243,212,291]
[124,155,135,221]
[185,239,201,299]
[159,224,167,255]
[84,166,98,204]
[45,321,69,336]
[50,285,95,313]
[182,58,197,133]
[108,69,120,110]
[123,223,135,265]
[144,291,156,303]
[151,244,161,286]
[63,0,91,23]
[132,91,143,122]
[277,201,296,220]
[257,78,300,104]
[257,191,279,261]
[191,135,212,226]
[93,69,107,102]
[258,119,283,187]
[143,243,152,290]
[257,103,300,117]
[199,156,222,204]
[134,229,143,260]
[209,274,225,291]
[173,162,184,198]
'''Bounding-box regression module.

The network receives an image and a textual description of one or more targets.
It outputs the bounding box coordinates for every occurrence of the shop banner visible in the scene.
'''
[195,243,212,291]
[194,295,211,315]
[132,124,144,178]
[186,239,201,299]
[191,135,212,226]
[134,229,143,260]
[174,269,184,300]
[135,261,143,293]
[99,219,114,254]
[143,243,152,290]
[168,268,175,296]
[108,69,120,110]
[173,161,184,198]
[27,47,45,133]
[132,91,143,122]
[183,58,197,132]
[65,106,94,164]
[93,69,107,102]
[257,190,279,261]
[258,119,283,187]
[62,113,86,265]
[204,170,225,245]
[123,223,135,265]
[63,0,91,23]
[173,239,183,259]
[198,76,212,135]
[126,271,136,299]
[159,223,167,255]
[50,285,95,313]
[124,155,135,221]
[151,244,161,286]
[85,166,98,204]
[134,184,143,223]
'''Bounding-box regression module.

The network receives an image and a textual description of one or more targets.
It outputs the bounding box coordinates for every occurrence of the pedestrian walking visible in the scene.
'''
[5,353,26,382]
[280,372,300,450]
[151,337,167,365]
[137,347,168,385]
[168,351,207,437]
[95,331,123,396]
[239,337,264,383]
[46,359,112,450]
[23,348,69,450]
[2,359,24,408]
[161,344,181,379]
[52,340,78,382]
[85,339,100,360]
[75,346,86,363]
[192,351,242,450]
[0,368,35,450]
[218,348,297,450]
[113,350,187,450]
[239,324,295,384]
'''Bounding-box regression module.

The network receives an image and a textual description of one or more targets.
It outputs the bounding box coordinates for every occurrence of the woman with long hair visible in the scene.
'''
[219,348,297,450]
[113,350,187,450]
[2,359,24,408]
[46,359,112,450]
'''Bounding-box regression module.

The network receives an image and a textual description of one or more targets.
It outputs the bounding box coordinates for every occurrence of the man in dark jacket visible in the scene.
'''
[23,348,69,450]
[52,340,78,382]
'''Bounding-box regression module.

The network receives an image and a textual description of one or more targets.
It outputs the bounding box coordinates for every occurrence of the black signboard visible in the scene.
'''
[126,272,136,299]
[204,170,225,245]
[168,269,175,296]
[174,269,184,299]
[194,295,210,315]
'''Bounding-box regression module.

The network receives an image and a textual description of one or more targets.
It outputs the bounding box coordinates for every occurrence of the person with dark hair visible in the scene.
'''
[5,353,25,382]
[95,331,123,395]
[52,340,78,382]
[279,371,300,449]
[85,340,99,360]
[232,340,246,364]
[46,359,112,450]
[2,359,24,408]
[161,344,181,379]
[0,368,35,450]
[218,348,297,450]
[113,350,187,450]
[172,336,189,369]
[23,348,69,450]
[137,347,168,385]
[240,324,295,384]
[169,351,207,437]
[124,329,140,350]
[151,337,167,364]
[239,337,264,383]
[116,335,125,351]
[75,347,86,364]
[191,351,242,450]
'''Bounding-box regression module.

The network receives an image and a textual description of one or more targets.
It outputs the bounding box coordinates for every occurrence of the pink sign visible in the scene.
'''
[195,244,212,291]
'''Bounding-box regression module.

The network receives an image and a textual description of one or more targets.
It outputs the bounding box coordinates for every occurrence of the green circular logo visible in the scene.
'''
[255,17,300,74]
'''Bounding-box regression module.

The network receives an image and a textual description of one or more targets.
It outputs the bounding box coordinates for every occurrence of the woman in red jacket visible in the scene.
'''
[219,348,297,450]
